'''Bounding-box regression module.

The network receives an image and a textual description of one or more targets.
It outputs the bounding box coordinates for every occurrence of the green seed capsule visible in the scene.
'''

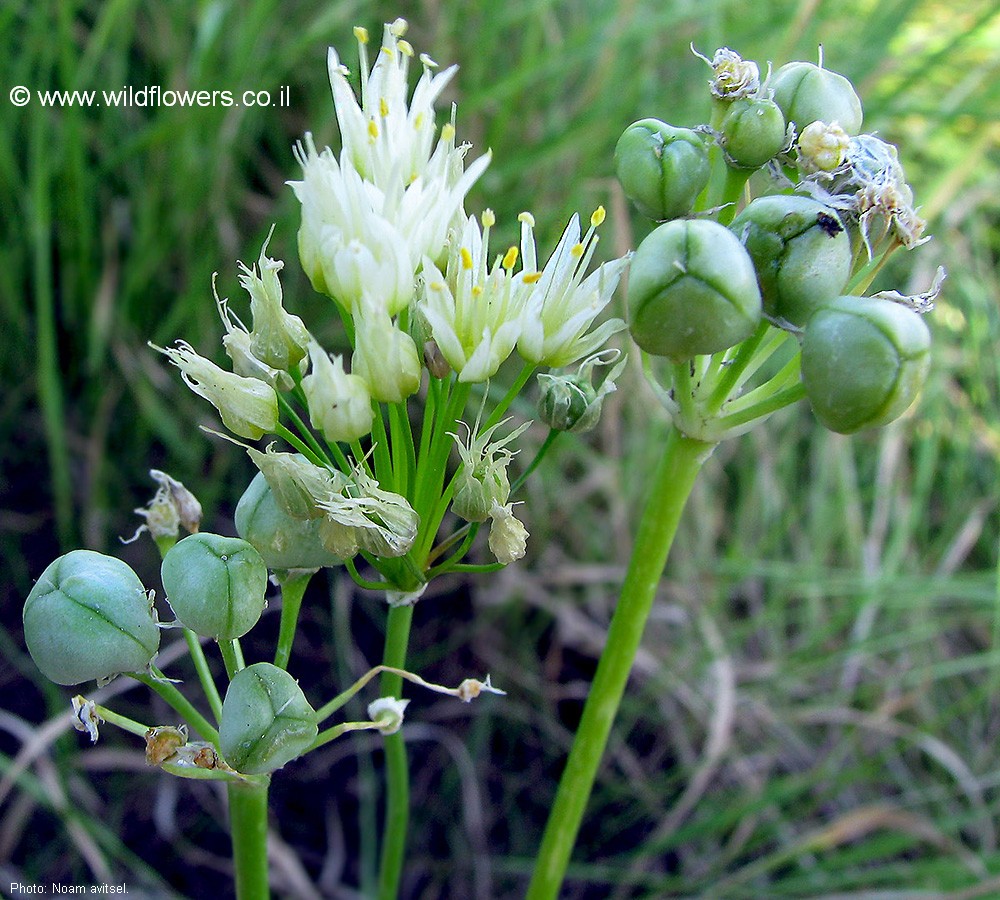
[801,296,931,434]
[23,550,160,686]
[730,195,852,328]
[719,98,787,169]
[235,472,343,571]
[161,533,267,640]
[219,662,318,775]
[627,219,762,360]
[770,61,863,135]
[614,119,710,221]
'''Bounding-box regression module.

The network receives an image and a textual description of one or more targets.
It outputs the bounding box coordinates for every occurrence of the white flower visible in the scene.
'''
[351,294,421,403]
[517,208,630,368]
[301,340,373,443]
[450,415,531,522]
[419,211,528,383]
[487,500,529,565]
[215,277,294,391]
[290,135,414,315]
[367,696,410,735]
[152,340,278,440]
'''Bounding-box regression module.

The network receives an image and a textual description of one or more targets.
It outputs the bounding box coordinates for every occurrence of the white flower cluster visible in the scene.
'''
[154,19,631,567]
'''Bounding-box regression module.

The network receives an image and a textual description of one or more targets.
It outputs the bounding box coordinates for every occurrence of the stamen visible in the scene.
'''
[398,39,414,57]
[441,123,456,143]
[571,243,585,258]
[591,206,606,227]
[524,272,543,284]
[502,247,518,270]
[353,26,369,44]
[482,209,496,228]
[368,120,379,140]
[460,248,474,270]
[419,53,438,69]
[379,97,389,117]
[518,211,536,227]
[390,17,408,36]
[472,285,484,297]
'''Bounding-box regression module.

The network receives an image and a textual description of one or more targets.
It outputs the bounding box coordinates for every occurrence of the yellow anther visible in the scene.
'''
[441,123,456,143]
[518,211,536,227]
[591,205,606,227]
[398,39,414,57]
[460,248,474,270]
[419,53,438,69]
[368,119,379,140]
[429,281,446,292]
[502,246,519,270]
[414,112,425,130]
[472,285,484,298]
[379,97,389,117]
[353,26,369,44]
[390,18,408,37]
[482,209,496,228]
[523,272,542,284]
[571,242,585,258]
[381,47,394,59]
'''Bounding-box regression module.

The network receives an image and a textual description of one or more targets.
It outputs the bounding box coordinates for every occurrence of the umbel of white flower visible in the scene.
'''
[290,18,490,317]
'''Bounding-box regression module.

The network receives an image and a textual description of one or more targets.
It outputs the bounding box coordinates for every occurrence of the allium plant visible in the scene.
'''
[21,18,630,900]
[526,47,938,898]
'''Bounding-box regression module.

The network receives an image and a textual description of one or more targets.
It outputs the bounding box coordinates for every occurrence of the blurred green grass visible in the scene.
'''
[2,0,1000,896]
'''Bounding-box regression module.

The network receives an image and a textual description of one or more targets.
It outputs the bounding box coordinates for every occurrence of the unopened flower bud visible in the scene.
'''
[797,120,850,174]
[235,472,343,570]
[537,349,626,434]
[368,697,409,735]
[719,98,787,169]
[801,295,931,434]
[615,120,710,221]
[488,500,529,565]
[730,195,852,327]
[302,341,373,443]
[219,663,318,775]
[161,533,268,641]
[627,219,762,360]
[352,300,421,403]
[770,60,863,135]
[24,550,160,686]
[153,341,278,440]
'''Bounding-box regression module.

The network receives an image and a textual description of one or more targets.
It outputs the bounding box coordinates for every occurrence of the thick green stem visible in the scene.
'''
[228,778,271,900]
[377,603,415,900]
[525,428,713,900]
[273,572,312,670]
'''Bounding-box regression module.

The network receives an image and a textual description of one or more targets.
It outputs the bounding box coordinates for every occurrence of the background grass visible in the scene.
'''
[2,0,1000,897]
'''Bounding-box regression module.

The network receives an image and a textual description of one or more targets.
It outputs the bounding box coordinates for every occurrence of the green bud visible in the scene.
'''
[770,60,863,135]
[537,349,626,434]
[219,662,318,775]
[801,295,931,434]
[627,219,762,360]
[247,446,341,520]
[614,120,710,221]
[730,195,852,328]
[23,550,160,686]
[719,98,787,169]
[235,472,343,570]
[161,534,267,640]
[797,120,850,174]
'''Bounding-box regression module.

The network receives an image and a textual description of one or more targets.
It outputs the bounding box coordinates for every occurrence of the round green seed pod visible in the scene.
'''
[801,295,931,434]
[614,119,710,221]
[161,533,267,640]
[770,61,863,135]
[730,195,852,327]
[719,98,787,169]
[235,472,342,570]
[627,219,762,360]
[219,662,318,775]
[23,550,160,686]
